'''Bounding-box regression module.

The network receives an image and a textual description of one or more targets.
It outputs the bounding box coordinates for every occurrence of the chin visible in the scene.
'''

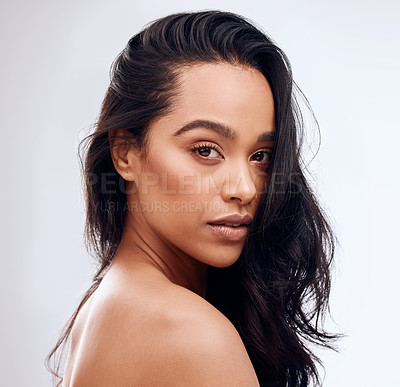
[202,250,243,269]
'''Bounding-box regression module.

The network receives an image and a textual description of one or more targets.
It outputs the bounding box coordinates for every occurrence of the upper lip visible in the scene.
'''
[208,214,253,226]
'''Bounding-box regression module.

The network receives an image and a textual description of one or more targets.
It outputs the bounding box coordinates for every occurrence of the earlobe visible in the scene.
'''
[108,129,138,182]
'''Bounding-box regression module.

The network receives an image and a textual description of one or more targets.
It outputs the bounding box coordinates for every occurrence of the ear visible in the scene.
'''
[108,129,139,181]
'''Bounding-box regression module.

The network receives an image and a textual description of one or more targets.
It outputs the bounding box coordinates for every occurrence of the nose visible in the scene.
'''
[220,162,258,205]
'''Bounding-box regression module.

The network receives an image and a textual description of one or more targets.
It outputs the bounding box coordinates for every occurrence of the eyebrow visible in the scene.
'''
[172,119,275,142]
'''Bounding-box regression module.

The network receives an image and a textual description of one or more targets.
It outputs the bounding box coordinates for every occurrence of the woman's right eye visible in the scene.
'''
[190,143,223,159]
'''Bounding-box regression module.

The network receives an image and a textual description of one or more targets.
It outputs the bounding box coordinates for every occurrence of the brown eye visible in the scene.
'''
[198,147,212,157]
[251,151,270,162]
[191,144,222,159]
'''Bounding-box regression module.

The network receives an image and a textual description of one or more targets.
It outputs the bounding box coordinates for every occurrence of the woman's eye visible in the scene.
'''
[191,144,222,159]
[198,147,216,157]
[251,151,271,163]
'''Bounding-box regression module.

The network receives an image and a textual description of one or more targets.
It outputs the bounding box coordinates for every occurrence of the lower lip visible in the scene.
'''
[207,224,249,241]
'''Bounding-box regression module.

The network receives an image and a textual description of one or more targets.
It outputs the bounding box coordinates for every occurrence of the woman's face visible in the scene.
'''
[126,62,275,268]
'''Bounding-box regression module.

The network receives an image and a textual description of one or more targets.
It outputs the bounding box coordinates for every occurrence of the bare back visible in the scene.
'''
[62,259,259,386]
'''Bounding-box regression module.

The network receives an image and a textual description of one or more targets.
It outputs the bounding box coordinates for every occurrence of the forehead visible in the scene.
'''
[176,63,274,129]
[148,62,275,143]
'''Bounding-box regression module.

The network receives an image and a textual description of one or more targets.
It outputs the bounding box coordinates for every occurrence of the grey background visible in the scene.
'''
[1,0,399,386]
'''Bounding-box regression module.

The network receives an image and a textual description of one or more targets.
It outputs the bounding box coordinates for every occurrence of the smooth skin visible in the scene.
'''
[62,62,275,386]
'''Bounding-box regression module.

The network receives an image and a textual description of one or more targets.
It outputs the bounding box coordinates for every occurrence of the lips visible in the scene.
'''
[207,214,253,241]
[208,214,253,227]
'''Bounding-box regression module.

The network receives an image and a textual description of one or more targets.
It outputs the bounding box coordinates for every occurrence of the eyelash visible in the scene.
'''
[190,142,272,164]
[190,142,223,158]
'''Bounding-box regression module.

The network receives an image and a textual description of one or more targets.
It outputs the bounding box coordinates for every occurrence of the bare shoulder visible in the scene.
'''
[67,267,259,386]
[149,286,259,386]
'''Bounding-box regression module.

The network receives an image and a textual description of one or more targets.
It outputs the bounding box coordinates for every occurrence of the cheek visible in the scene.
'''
[248,168,268,213]
[254,168,269,194]
[137,150,182,197]
[139,149,218,199]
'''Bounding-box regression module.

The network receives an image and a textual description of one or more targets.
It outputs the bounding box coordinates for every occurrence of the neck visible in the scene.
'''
[114,213,209,298]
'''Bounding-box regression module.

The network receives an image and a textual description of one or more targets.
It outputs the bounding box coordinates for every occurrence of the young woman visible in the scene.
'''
[48,10,338,387]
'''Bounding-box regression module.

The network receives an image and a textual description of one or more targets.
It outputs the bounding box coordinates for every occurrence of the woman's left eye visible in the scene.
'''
[250,151,271,163]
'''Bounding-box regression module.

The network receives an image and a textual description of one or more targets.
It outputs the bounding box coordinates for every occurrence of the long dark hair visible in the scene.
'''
[47,10,338,386]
